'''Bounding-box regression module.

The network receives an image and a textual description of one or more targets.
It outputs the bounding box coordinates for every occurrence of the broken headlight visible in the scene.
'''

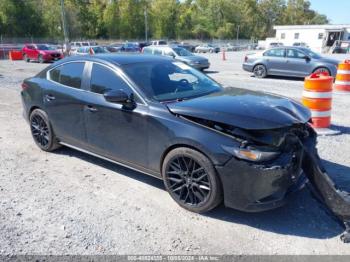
[223,145,280,162]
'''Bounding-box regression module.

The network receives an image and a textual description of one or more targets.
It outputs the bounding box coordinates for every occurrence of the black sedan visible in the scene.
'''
[21,54,317,213]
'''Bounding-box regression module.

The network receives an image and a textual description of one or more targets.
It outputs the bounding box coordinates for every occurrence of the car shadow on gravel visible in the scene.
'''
[53,147,164,190]
[251,75,305,82]
[204,70,219,74]
[330,124,350,135]
[54,146,347,240]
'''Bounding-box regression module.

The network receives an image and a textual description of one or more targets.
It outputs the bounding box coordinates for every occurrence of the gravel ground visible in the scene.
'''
[0,52,350,255]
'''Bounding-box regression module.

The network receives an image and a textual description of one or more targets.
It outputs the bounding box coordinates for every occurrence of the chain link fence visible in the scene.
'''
[0,36,256,60]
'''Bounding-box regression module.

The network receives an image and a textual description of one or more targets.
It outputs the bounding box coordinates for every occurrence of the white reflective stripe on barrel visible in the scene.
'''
[336,70,350,74]
[335,80,350,85]
[311,110,331,117]
[302,90,332,99]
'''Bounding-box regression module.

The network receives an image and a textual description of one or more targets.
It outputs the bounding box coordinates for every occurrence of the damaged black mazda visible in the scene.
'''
[21,55,350,241]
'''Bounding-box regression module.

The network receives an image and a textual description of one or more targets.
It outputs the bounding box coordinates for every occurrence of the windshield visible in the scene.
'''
[303,49,321,59]
[123,61,222,102]
[173,47,193,56]
[82,42,89,46]
[37,44,55,50]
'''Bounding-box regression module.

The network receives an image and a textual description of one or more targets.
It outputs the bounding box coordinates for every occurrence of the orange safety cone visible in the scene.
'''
[302,72,333,128]
[334,60,350,92]
[222,50,226,61]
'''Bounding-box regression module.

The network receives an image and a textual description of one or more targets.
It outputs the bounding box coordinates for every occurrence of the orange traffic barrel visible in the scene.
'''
[302,72,333,128]
[9,50,23,60]
[334,60,350,92]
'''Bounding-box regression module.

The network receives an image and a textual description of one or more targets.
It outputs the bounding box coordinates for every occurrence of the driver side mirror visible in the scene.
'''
[103,89,133,106]
[304,55,311,61]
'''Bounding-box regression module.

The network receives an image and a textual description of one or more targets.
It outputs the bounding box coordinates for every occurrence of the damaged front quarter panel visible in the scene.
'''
[181,115,350,242]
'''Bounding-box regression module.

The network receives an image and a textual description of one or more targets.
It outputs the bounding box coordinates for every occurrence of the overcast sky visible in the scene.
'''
[309,0,350,24]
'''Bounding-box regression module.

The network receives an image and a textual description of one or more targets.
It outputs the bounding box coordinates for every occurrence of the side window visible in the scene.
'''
[281,33,286,39]
[286,49,306,59]
[294,33,300,39]
[90,64,132,95]
[49,62,85,89]
[264,48,285,57]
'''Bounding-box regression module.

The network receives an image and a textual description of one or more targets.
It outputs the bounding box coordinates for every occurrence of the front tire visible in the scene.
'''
[29,109,60,152]
[162,147,222,213]
[253,64,267,78]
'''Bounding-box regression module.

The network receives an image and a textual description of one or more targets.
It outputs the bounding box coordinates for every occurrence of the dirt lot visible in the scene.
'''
[0,52,350,255]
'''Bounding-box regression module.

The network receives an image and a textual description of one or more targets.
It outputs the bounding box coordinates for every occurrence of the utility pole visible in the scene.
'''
[60,0,69,51]
[236,25,240,44]
[144,8,148,42]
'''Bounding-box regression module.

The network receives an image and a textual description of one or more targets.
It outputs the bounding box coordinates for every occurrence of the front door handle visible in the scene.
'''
[44,94,55,101]
[85,105,98,112]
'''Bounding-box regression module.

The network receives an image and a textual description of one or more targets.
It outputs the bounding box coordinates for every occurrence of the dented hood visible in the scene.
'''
[167,87,311,130]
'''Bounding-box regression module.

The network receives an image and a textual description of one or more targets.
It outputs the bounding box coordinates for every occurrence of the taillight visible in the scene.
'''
[244,56,248,62]
[21,82,29,90]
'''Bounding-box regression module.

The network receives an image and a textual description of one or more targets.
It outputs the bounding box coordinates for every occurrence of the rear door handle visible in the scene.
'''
[44,94,55,101]
[85,105,98,112]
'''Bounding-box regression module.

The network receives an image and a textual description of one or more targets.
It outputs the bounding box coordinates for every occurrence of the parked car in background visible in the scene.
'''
[195,44,220,53]
[73,46,109,55]
[223,43,241,51]
[151,40,168,46]
[70,41,97,55]
[243,47,339,78]
[22,44,63,63]
[142,45,210,71]
[176,43,196,53]
[121,42,141,52]
[105,44,123,53]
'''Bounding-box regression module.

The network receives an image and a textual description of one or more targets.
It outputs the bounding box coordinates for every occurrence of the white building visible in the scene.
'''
[273,24,350,53]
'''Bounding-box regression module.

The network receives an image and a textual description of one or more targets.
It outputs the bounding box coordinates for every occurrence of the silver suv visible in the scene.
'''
[143,45,210,71]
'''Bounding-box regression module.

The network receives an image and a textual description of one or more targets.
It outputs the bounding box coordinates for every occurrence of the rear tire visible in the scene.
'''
[253,64,267,78]
[162,147,222,213]
[29,109,61,152]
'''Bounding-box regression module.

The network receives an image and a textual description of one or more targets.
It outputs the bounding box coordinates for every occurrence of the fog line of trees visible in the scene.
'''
[0,0,328,41]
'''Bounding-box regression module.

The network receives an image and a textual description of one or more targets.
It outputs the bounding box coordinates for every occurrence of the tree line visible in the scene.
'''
[0,0,328,41]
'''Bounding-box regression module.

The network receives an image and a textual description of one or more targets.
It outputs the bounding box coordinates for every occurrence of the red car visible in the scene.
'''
[22,44,63,63]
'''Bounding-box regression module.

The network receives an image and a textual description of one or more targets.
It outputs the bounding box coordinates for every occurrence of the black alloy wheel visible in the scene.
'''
[163,147,222,213]
[30,109,60,152]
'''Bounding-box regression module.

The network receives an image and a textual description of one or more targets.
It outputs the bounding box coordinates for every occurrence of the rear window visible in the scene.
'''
[49,62,85,89]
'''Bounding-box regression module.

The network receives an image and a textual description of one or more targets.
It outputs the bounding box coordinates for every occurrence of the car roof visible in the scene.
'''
[60,54,172,66]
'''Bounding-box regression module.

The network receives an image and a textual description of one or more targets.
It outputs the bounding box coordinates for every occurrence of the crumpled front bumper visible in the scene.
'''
[216,131,350,242]
[216,147,307,212]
